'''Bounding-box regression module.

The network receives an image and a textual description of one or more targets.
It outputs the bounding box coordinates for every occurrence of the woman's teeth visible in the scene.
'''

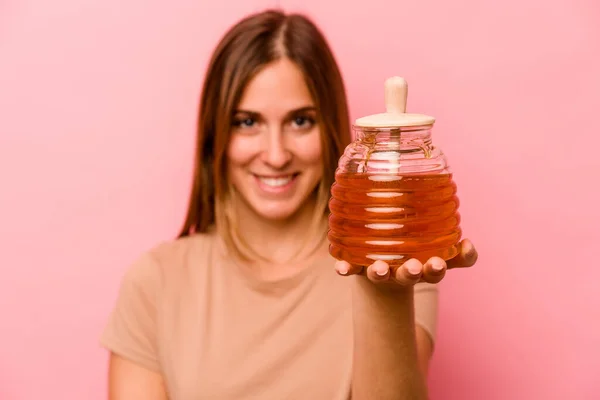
[258,175,293,187]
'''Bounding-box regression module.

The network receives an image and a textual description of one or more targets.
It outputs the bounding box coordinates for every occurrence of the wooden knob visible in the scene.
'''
[385,76,408,114]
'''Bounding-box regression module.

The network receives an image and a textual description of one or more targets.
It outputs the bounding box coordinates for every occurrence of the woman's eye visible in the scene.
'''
[291,116,314,128]
[233,118,256,128]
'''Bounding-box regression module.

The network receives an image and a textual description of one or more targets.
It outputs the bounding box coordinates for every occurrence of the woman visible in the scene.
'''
[101,9,478,400]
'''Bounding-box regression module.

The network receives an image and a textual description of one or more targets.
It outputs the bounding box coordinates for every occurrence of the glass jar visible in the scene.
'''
[328,77,462,267]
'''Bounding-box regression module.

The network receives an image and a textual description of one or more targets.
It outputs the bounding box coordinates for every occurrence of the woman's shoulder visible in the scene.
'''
[123,230,220,286]
[148,230,218,264]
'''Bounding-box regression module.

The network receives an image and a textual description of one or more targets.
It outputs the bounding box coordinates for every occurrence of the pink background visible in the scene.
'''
[1,0,599,399]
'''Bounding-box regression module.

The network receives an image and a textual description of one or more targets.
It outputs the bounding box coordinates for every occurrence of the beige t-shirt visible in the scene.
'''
[100,231,438,399]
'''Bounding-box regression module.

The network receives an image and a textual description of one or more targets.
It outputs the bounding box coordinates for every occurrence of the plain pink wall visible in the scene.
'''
[1,0,599,399]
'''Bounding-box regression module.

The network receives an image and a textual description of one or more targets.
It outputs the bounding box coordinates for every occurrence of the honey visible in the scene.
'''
[328,172,461,267]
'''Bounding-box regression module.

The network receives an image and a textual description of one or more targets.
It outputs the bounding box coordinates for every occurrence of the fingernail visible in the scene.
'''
[407,263,421,276]
[376,266,388,276]
[338,265,348,275]
[431,262,444,272]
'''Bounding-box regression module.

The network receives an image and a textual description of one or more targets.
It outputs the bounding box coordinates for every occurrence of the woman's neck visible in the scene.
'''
[233,194,327,265]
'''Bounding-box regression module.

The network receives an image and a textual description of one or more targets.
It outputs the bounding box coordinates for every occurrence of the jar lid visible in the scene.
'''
[354,76,435,128]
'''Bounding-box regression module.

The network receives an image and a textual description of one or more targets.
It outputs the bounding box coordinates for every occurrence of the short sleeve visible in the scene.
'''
[100,252,162,372]
[413,282,439,346]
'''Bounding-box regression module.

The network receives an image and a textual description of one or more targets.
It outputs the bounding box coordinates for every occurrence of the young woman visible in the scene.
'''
[101,9,478,400]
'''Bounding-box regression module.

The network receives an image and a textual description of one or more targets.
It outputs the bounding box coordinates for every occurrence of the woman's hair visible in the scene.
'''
[177,9,352,259]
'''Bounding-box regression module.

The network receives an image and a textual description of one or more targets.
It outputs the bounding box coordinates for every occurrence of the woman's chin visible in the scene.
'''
[255,206,299,222]
[249,198,315,223]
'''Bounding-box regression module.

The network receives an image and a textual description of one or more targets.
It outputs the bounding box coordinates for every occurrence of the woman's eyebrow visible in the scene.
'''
[286,106,318,116]
[233,106,317,118]
[233,109,260,116]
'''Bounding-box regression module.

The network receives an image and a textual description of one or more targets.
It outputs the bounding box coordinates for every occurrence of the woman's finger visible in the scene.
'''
[365,260,391,282]
[447,239,478,269]
[335,260,364,276]
[421,256,447,283]
[393,258,423,286]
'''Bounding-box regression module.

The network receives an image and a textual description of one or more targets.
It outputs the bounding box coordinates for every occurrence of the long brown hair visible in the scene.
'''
[178,9,351,258]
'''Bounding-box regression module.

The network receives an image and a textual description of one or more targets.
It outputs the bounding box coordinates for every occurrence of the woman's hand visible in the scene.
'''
[334,238,478,287]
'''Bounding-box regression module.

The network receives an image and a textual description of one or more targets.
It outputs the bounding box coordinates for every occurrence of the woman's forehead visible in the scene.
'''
[236,59,315,112]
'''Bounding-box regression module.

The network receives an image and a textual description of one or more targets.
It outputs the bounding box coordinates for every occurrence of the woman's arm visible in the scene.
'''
[108,353,168,400]
[342,239,478,400]
[351,277,428,400]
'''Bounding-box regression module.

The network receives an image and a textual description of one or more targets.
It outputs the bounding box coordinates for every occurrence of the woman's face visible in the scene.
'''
[226,58,323,222]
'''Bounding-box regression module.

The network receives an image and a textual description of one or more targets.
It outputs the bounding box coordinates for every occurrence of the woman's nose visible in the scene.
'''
[261,129,292,169]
